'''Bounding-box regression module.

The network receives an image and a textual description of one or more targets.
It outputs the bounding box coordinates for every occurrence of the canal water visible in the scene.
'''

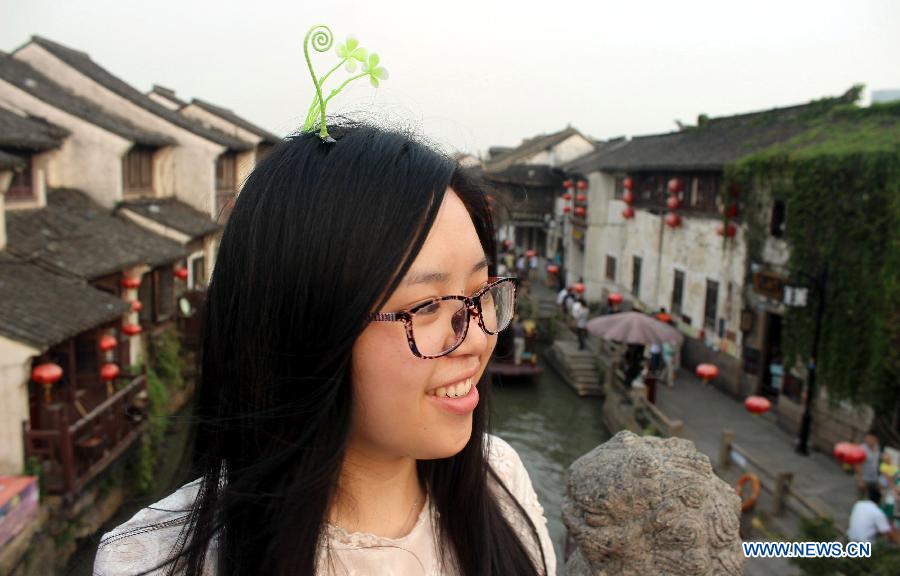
[68,353,608,575]
[490,346,610,573]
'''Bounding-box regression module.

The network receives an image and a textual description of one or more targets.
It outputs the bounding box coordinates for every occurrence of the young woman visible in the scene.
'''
[94,121,556,575]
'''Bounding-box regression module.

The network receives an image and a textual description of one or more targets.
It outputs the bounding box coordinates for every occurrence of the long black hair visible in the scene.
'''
[115,121,546,575]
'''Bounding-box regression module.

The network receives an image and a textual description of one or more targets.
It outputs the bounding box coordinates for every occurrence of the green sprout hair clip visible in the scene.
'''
[302,24,389,142]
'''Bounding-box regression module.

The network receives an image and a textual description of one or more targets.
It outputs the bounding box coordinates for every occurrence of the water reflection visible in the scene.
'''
[490,347,610,573]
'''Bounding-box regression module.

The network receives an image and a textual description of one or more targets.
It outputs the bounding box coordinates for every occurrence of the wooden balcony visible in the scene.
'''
[23,370,149,497]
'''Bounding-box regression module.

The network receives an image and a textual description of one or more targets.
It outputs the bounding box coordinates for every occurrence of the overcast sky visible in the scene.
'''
[3,0,898,156]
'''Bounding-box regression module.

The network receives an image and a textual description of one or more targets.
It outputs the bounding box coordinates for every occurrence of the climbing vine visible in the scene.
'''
[728,95,900,441]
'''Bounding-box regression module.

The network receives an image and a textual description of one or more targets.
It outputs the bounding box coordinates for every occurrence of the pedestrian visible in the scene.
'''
[624,343,645,388]
[648,343,663,375]
[556,286,570,316]
[856,431,882,498]
[662,341,678,387]
[516,253,528,280]
[572,297,590,350]
[847,485,900,544]
[512,314,527,365]
[93,121,554,575]
[503,250,515,274]
[529,252,539,273]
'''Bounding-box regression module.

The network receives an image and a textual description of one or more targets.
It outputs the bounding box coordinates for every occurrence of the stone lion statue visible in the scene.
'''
[562,431,743,576]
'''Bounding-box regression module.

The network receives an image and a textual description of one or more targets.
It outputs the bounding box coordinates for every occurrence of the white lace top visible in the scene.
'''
[94,434,556,575]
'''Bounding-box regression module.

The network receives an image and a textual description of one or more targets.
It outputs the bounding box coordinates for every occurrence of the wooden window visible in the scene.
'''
[215,153,237,217]
[5,153,34,203]
[672,269,685,315]
[690,173,720,213]
[770,200,786,238]
[123,146,154,196]
[191,256,206,290]
[704,280,719,329]
[605,255,617,281]
[632,256,642,298]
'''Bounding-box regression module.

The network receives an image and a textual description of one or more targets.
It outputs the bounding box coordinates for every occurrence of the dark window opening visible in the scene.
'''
[704,280,719,329]
[672,270,685,315]
[771,200,786,238]
[191,256,206,289]
[5,152,34,203]
[123,146,154,196]
[632,256,642,298]
[215,153,237,218]
[605,255,617,281]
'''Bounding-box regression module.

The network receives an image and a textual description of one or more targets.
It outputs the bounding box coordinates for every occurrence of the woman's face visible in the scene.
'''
[350,188,496,461]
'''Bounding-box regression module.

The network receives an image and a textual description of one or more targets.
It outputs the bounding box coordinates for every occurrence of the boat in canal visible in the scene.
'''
[488,320,544,383]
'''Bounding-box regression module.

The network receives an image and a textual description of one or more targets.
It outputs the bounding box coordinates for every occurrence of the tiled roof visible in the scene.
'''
[484,127,589,173]
[26,36,253,152]
[118,197,221,239]
[149,84,188,108]
[480,164,564,187]
[0,54,174,147]
[0,149,26,170]
[0,251,130,349]
[190,98,281,144]
[0,105,69,151]
[5,188,185,279]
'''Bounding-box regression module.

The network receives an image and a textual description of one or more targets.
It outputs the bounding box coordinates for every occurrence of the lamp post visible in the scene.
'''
[794,264,827,456]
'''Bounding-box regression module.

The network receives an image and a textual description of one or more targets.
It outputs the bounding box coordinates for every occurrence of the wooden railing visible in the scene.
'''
[23,371,149,496]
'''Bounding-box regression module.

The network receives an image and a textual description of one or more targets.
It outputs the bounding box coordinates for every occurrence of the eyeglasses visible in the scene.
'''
[368,277,518,359]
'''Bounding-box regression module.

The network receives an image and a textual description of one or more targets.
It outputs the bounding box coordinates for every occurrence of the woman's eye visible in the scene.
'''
[418,302,440,315]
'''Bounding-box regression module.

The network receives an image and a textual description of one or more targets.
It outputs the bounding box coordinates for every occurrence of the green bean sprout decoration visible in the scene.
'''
[302,25,389,141]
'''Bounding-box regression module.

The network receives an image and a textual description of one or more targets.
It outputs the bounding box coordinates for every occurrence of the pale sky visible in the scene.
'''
[3,0,898,156]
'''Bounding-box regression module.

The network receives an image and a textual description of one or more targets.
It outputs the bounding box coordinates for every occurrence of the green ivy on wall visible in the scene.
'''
[728,94,900,439]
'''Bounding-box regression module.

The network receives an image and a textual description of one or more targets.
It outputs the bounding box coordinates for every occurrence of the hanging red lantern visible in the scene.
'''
[576,180,588,190]
[717,223,737,238]
[666,196,681,210]
[122,323,143,336]
[576,194,587,203]
[99,335,117,351]
[562,179,574,189]
[623,190,635,205]
[572,283,585,293]
[665,213,682,228]
[667,178,683,194]
[100,363,120,382]
[622,206,635,219]
[608,293,623,304]
[744,395,772,415]
[562,192,572,201]
[833,442,866,465]
[726,204,739,218]
[623,177,634,191]
[547,264,559,274]
[174,266,189,280]
[526,249,536,258]
[32,362,63,403]
[696,363,719,384]
[131,300,143,312]
[563,206,571,214]
[121,276,141,289]
[575,206,586,217]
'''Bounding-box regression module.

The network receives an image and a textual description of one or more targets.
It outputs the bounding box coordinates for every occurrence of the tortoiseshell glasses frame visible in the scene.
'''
[367,276,519,359]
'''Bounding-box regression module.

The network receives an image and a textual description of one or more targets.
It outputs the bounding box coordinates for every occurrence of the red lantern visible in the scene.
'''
[623,190,635,205]
[696,363,719,384]
[622,206,635,219]
[717,223,737,238]
[122,323,143,336]
[623,177,634,191]
[563,206,571,214]
[547,264,559,274]
[572,283,585,293]
[576,194,587,203]
[656,313,673,323]
[32,362,63,403]
[833,442,866,465]
[131,300,143,312]
[666,196,681,210]
[100,363,120,382]
[575,206,586,217]
[526,249,536,258]
[121,276,141,289]
[576,180,588,190]
[99,335,117,351]
[744,395,771,415]
[562,192,572,201]
[667,178,683,194]
[608,293,623,304]
[563,179,574,189]
[722,204,738,218]
[665,213,682,228]
[174,266,189,280]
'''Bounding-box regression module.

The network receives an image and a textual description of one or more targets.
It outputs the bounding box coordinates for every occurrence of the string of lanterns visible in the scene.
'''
[717,184,741,239]
[561,178,589,219]
[622,177,635,219]
[665,178,683,228]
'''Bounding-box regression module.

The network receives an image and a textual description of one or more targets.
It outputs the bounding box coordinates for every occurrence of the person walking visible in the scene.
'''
[662,341,678,388]
[847,485,900,544]
[856,432,882,498]
[572,297,590,351]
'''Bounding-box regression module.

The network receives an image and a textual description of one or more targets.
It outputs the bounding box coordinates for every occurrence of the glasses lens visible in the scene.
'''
[411,299,468,357]
[480,280,515,334]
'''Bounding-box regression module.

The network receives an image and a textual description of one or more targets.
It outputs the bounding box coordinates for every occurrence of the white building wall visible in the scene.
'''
[15,44,225,217]
[527,135,595,167]
[0,81,131,208]
[0,336,40,475]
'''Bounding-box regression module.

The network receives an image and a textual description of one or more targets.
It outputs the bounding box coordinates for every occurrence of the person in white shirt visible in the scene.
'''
[572,298,590,350]
[847,485,900,544]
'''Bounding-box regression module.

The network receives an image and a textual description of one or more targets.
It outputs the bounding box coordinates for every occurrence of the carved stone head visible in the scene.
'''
[562,431,743,576]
